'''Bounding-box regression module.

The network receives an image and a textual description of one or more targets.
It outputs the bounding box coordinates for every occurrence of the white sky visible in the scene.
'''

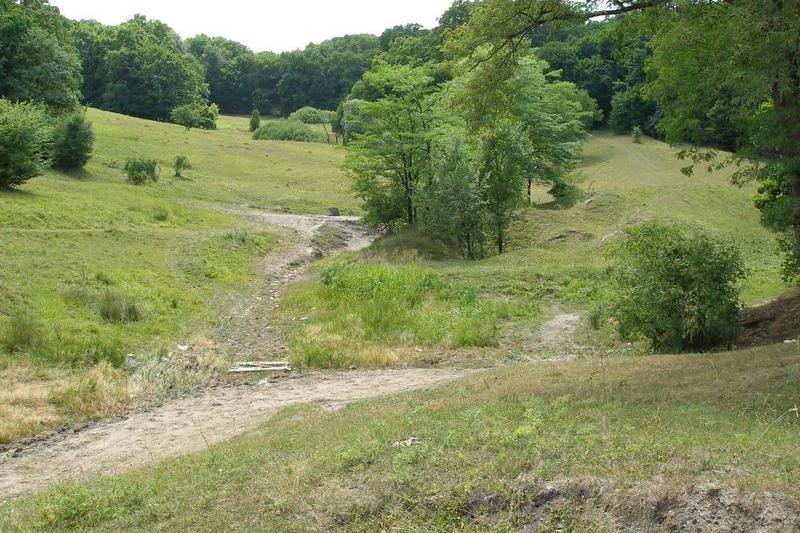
[50,0,456,53]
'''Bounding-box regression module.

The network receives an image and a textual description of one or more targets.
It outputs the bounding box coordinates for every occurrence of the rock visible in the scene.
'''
[124,354,138,368]
[176,344,189,352]
[326,207,341,217]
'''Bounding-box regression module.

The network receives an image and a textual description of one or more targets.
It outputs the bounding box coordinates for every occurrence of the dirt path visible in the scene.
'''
[212,208,373,358]
[0,368,470,501]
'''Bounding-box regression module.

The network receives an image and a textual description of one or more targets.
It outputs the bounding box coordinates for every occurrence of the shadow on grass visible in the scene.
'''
[0,185,36,198]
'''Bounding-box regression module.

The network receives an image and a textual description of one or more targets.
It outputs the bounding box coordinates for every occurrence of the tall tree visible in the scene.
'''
[100,16,207,120]
[0,0,81,110]
[344,63,439,227]
[645,0,800,279]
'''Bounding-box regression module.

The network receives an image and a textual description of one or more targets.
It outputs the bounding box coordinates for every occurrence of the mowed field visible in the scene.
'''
[0,110,354,442]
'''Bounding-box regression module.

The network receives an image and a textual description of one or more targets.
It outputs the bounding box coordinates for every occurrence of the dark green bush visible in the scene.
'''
[252,120,326,143]
[98,291,141,323]
[53,113,95,170]
[170,102,219,130]
[249,109,261,132]
[602,222,746,352]
[124,157,158,185]
[0,99,52,187]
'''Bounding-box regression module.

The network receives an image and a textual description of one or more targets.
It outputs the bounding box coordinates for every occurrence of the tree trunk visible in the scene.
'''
[527,178,532,204]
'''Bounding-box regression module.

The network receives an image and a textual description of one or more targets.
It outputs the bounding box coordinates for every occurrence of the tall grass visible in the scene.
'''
[285,260,523,368]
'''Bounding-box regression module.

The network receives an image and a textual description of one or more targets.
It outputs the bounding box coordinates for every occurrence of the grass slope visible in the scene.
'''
[0,110,354,442]
[3,343,797,531]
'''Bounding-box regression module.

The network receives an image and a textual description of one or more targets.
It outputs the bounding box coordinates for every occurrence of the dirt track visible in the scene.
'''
[0,368,469,501]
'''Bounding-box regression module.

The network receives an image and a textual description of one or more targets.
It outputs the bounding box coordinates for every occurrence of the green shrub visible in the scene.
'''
[252,120,326,143]
[0,99,52,187]
[98,291,141,323]
[2,310,42,353]
[170,102,219,130]
[173,155,191,177]
[249,109,261,132]
[632,125,643,144]
[124,157,158,185]
[602,222,746,352]
[53,113,95,170]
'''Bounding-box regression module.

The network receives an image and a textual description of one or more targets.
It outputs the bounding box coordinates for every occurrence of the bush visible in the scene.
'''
[249,109,261,132]
[173,155,191,178]
[252,120,326,143]
[53,113,95,170]
[632,125,643,144]
[603,222,746,352]
[98,291,141,323]
[0,99,52,187]
[170,102,219,130]
[124,157,158,185]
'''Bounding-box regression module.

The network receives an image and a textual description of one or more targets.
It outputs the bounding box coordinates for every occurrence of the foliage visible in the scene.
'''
[609,85,657,135]
[248,109,260,132]
[252,120,326,143]
[603,222,746,352]
[0,99,52,187]
[645,0,800,278]
[173,155,191,178]
[124,157,159,185]
[632,125,642,144]
[345,63,439,227]
[170,102,219,130]
[53,113,95,170]
[76,15,207,120]
[0,0,82,110]
[421,138,487,259]
[333,99,364,145]
[289,106,337,143]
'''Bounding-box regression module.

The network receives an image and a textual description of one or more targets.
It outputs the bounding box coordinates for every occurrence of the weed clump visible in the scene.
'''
[98,291,141,323]
[2,310,42,353]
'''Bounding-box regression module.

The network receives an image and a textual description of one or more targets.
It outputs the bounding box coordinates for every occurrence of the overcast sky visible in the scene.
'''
[50,0,456,53]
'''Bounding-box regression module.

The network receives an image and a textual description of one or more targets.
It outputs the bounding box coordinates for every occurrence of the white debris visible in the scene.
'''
[176,345,190,352]
[784,339,798,344]
[392,437,421,448]
[229,361,291,373]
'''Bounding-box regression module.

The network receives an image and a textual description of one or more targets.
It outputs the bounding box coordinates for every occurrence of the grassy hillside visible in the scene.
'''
[3,343,797,531]
[283,132,791,369]
[0,110,354,442]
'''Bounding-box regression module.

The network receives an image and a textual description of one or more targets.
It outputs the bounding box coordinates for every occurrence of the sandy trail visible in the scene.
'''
[213,208,372,358]
[0,368,470,501]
